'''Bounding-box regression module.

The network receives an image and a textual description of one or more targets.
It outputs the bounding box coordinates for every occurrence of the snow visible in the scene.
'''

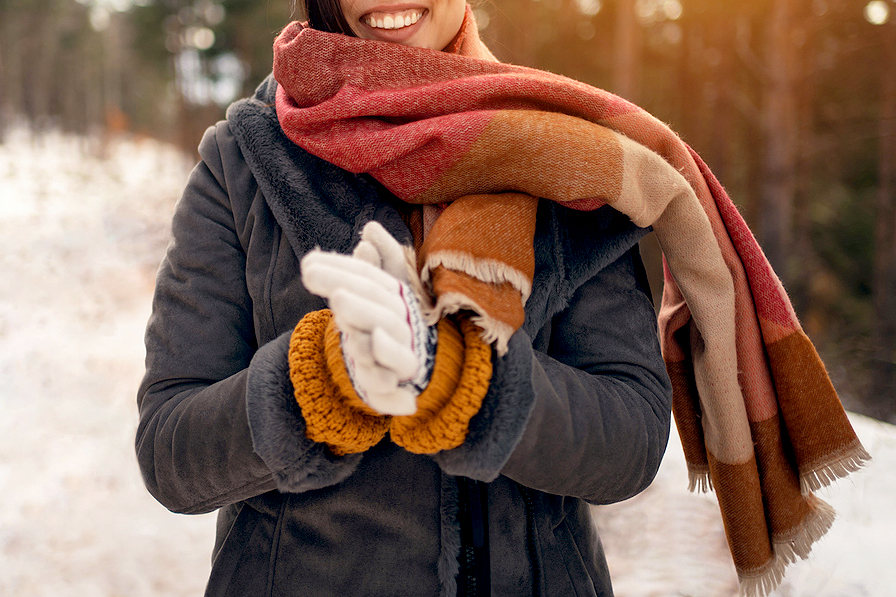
[0,129,215,596]
[1,128,892,596]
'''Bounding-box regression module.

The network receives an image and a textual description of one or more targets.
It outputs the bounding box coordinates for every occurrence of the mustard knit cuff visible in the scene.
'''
[288,310,390,456]
[390,317,493,454]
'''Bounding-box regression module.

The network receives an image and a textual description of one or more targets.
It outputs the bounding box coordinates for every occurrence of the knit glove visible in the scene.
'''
[300,222,437,416]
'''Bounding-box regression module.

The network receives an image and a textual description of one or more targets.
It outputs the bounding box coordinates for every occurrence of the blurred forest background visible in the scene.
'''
[0,0,894,422]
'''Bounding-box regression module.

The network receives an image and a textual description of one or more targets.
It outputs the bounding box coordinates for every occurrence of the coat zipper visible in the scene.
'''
[456,477,490,596]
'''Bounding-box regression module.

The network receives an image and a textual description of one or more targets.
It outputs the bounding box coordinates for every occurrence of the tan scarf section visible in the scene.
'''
[272,8,870,595]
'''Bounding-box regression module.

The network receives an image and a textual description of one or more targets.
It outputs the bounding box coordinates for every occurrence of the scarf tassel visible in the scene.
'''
[420,251,533,303]
[739,496,835,597]
[689,444,870,497]
[799,445,871,494]
[426,291,516,357]
[687,467,713,493]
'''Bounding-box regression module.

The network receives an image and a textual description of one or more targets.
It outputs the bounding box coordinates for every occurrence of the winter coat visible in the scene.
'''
[135,76,673,596]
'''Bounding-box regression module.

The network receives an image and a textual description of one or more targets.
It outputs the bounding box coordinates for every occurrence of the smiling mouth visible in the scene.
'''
[362,9,424,30]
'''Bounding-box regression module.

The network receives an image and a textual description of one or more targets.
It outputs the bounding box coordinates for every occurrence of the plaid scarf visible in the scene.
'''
[272,8,870,595]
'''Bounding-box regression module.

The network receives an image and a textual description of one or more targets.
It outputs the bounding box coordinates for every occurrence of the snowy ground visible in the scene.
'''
[1,128,893,596]
[0,129,215,596]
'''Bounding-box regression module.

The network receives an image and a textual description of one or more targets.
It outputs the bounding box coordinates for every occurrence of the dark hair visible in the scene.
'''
[301,0,357,36]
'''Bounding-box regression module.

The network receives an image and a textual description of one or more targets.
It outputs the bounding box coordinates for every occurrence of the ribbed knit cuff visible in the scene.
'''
[288,310,390,456]
[390,317,493,454]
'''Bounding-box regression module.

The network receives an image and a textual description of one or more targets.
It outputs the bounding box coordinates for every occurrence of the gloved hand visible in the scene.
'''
[300,221,437,416]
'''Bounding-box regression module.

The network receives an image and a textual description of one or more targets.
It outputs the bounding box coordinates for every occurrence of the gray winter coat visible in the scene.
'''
[136,76,672,596]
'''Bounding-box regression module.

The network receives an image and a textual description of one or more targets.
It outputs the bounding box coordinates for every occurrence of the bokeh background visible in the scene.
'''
[1,1,895,595]
[2,0,893,421]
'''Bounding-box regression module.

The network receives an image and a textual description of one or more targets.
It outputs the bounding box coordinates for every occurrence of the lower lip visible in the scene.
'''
[360,11,426,44]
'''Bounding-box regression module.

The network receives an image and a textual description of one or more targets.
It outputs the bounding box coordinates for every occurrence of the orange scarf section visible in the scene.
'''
[273,8,870,595]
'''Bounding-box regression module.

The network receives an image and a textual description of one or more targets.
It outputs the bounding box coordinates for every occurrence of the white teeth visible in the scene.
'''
[364,10,422,30]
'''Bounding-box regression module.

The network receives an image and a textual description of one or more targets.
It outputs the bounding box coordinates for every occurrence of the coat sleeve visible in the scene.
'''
[433,247,673,505]
[135,124,359,515]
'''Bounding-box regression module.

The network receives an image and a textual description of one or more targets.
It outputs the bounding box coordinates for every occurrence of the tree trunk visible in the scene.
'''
[870,16,896,422]
[759,0,801,277]
[613,0,640,102]
[706,15,737,188]
[790,15,819,325]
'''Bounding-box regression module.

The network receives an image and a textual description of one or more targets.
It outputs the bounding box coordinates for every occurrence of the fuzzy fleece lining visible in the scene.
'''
[245,332,362,492]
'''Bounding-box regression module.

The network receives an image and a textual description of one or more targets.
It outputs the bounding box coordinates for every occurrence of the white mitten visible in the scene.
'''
[300,222,437,416]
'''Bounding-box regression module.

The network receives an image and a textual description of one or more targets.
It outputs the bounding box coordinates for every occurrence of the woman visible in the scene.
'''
[138,0,866,594]
[137,0,670,594]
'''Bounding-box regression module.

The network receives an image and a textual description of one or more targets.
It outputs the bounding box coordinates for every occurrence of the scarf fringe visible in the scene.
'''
[799,442,871,494]
[426,291,515,356]
[687,445,871,496]
[421,251,533,302]
[686,466,713,493]
[773,494,836,562]
[738,559,786,597]
[737,495,836,597]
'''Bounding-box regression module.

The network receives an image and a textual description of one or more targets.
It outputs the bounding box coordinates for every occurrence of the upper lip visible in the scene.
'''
[360,3,426,14]
[360,4,425,19]
[360,5,426,29]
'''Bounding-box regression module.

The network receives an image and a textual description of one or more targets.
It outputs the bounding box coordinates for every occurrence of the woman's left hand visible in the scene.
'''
[300,222,437,416]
